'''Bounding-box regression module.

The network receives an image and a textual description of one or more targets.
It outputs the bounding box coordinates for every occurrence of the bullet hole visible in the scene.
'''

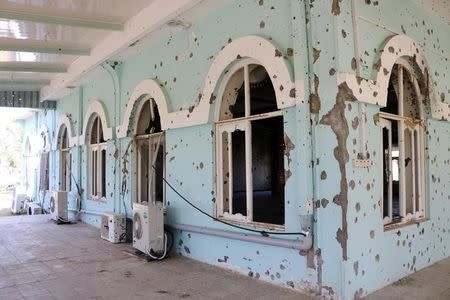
[287,48,294,57]
[352,117,359,130]
[331,0,341,15]
[320,171,327,180]
[351,57,357,70]
[275,49,283,57]
[354,261,359,275]
[341,30,347,38]
[355,203,361,212]
[217,256,229,263]
[260,20,265,29]
[329,68,336,76]
[313,48,321,63]
[370,230,375,239]
[289,88,296,98]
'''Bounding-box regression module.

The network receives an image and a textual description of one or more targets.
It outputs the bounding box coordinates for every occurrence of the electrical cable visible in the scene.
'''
[153,166,307,237]
[146,233,168,260]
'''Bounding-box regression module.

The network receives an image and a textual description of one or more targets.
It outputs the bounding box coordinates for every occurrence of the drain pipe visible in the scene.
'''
[167,223,313,251]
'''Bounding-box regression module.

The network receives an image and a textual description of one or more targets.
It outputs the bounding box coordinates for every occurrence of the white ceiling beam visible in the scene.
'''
[40,0,202,101]
[0,37,90,56]
[0,62,67,73]
[0,9,124,30]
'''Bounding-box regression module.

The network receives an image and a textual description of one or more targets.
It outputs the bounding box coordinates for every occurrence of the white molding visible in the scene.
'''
[117,79,170,137]
[166,35,303,129]
[79,100,113,145]
[53,114,78,150]
[338,34,450,121]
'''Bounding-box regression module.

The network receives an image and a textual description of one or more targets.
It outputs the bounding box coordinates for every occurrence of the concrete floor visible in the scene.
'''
[0,215,449,300]
[0,215,315,300]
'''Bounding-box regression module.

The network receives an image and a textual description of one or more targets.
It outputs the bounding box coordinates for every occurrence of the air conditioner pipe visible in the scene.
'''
[167,223,313,251]
[68,209,104,217]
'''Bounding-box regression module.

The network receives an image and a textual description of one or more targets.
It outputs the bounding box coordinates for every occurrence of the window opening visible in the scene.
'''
[379,63,426,226]
[134,99,165,204]
[89,115,107,199]
[59,126,71,192]
[216,64,285,226]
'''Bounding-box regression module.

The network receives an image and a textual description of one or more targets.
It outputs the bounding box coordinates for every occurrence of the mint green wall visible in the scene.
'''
[21,1,450,299]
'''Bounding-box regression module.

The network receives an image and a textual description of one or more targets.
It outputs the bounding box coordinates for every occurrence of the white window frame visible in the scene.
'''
[133,132,165,205]
[215,62,284,228]
[88,117,107,201]
[379,63,427,228]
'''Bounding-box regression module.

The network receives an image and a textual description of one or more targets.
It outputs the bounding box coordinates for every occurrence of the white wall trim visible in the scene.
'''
[117,79,170,137]
[338,34,450,121]
[79,100,113,145]
[52,114,78,149]
[165,35,303,129]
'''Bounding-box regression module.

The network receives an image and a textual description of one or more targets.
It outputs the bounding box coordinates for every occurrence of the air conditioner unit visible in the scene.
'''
[26,202,42,215]
[11,193,27,214]
[101,212,126,243]
[133,202,165,256]
[50,191,68,222]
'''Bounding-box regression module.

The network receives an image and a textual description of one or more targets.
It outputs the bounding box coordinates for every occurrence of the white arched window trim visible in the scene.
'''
[117,36,303,132]
[53,114,77,150]
[117,79,170,138]
[338,34,450,121]
[80,100,113,145]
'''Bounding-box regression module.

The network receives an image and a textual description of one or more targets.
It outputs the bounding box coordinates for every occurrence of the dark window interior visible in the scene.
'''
[136,100,162,135]
[90,116,105,144]
[136,99,164,203]
[101,149,106,198]
[230,68,278,118]
[381,79,401,222]
[227,66,285,225]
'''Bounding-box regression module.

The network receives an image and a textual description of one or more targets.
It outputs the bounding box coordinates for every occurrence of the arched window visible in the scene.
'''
[58,125,71,192]
[379,60,427,227]
[216,62,285,226]
[133,99,165,204]
[88,115,106,200]
[39,131,49,192]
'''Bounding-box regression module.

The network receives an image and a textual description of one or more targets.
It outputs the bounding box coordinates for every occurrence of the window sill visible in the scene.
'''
[384,217,429,232]
[216,217,285,231]
[88,196,107,203]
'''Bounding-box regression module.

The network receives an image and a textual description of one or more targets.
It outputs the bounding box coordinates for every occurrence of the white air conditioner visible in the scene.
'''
[133,202,165,255]
[11,193,27,214]
[101,212,126,243]
[50,191,68,222]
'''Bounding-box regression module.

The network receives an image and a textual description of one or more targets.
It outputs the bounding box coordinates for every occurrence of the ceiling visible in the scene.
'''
[0,0,203,98]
